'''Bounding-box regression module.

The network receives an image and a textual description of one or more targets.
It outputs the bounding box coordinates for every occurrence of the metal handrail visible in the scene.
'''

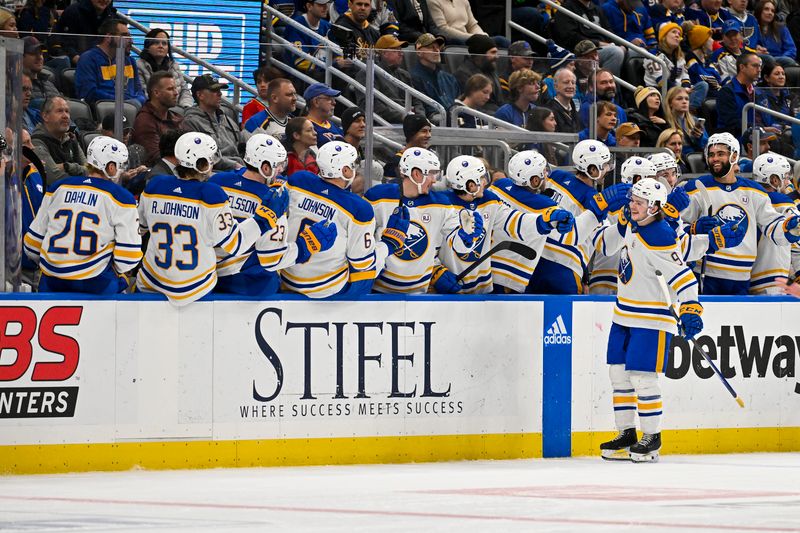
[741,103,800,134]
[450,105,531,132]
[537,0,669,101]
[118,13,258,107]
[263,4,447,122]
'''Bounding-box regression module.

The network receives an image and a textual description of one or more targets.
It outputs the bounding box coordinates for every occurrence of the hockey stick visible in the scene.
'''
[456,241,536,282]
[654,269,745,408]
[695,181,713,294]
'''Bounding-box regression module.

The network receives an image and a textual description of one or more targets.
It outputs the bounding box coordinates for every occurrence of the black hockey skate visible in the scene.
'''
[630,432,661,463]
[600,428,638,461]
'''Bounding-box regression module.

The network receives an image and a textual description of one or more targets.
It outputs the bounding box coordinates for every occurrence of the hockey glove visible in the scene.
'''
[457,209,484,249]
[381,205,410,254]
[679,301,704,341]
[260,185,290,219]
[689,215,721,235]
[587,183,632,220]
[664,187,689,217]
[295,220,337,264]
[430,265,461,294]
[535,206,574,235]
[783,216,800,243]
[253,204,280,233]
[707,221,746,252]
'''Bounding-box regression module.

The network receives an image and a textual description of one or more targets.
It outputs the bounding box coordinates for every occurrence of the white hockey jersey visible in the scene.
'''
[281,171,377,298]
[24,176,142,279]
[750,191,799,294]
[136,174,262,306]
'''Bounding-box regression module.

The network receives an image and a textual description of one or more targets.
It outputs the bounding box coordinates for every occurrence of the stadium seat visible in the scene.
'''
[93,101,139,130]
[81,131,100,151]
[700,98,717,134]
[784,66,800,89]
[443,45,468,74]
[622,57,645,91]
[66,98,95,127]
[60,68,77,98]
[686,152,706,173]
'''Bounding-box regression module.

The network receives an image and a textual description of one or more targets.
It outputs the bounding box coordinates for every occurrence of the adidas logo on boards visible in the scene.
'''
[544,314,572,345]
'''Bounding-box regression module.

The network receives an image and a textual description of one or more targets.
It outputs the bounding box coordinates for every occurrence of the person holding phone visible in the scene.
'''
[664,86,709,156]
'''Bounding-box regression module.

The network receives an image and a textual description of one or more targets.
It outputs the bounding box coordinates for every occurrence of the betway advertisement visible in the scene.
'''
[212,300,543,440]
[571,301,800,433]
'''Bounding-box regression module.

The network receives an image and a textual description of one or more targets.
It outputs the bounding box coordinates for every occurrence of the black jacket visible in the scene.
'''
[388,0,434,43]
[545,97,581,133]
[454,59,504,113]
[50,0,117,61]
[553,0,612,51]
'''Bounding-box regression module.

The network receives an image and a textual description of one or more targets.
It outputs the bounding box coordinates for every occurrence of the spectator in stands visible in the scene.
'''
[22,73,42,133]
[0,8,19,38]
[136,29,193,108]
[644,23,693,94]
[787,0,800,53]
[75,19,146,109]
[686,0,730,32]
[22,37,60,107]
[656,128,690,173]
[579,100,617,145]
[454,34,504,113]
[573,40,599,97]
[16,0,56,39]
[738,126,776,171]
[756,0,798,67]
[601,0,657,52]
[410,33,460,118]
[500,40,535,99]
[426,0,508,48]
[539,41,576,103]
[553,0,626,76]
[241,66,283,127]
[144,129,181,182]
[712,18,752,84]
[183,74,245,171]
[132,71,184,166]
[664,86,709,156]
[50,0,117,66]
[647,0,686,29]
[383,114,432,180]
[356,34,425,123]
[342,107,366,151]
[284,117,320,175]
[452,74,493,128]
[759,60,795,137]
[717,51,762,135]
[684,22,722,109]
[100,114,148,184]
[284,0,333,78]
[528,107,564,166]
[628,86,668,146]
[388,0,436,43]
[579,68,627,128]
[244,78,298,138]
[727,0,761,50]
[303,82,345,146]
[495,69,540,128]
[31,96,86,184]
[615,122,641,148]
[545,68,581,133]
[333,0,380,60]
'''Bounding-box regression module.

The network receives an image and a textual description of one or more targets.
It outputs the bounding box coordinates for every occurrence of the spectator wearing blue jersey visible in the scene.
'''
[647,0,686,30]
[685,0,730,32]
[410,33,460,119]
[303,82,345,146]
[758,61,794,132]
[755,0,798,67]
[727,0,762,50]
[495,69,539,128]
[578,100,618,146]
[283,0,333,77]
[685,22,722,106]
[601,0,657,53]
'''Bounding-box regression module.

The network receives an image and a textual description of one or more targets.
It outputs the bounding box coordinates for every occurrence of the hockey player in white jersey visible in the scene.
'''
[681,132,800,295]
[210,134,336,296]
[137,132,281,305]
[438,155,574,293]
[749,153,799,294]
[25,136,142,294]
[364,148,485,294]
[489,150,627,293]
[282,141,409,298]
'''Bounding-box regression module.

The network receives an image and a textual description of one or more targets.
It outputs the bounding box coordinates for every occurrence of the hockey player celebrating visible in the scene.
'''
[681,133,800,295]
[282,141,409,298]
[364,148,485,294]
[438,155,574,293]
[489,150,629,293]
[137,132,282,305]
[25,136,142,294]
[210,134,336,296]
[749,153,799,294]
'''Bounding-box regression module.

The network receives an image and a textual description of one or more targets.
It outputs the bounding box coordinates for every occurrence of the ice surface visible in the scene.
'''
[1,453,799,532]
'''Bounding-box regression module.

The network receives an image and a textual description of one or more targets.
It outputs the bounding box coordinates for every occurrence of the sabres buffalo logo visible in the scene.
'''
[394,221,429,261]
[456,230,486,262]
[713,204,749,235]
[619,246,633,284]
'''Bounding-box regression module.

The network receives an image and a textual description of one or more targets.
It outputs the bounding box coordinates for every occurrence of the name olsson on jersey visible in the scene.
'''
[544,315,572,345]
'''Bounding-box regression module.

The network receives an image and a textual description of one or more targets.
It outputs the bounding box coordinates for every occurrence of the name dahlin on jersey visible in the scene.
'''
[544,315,572,345]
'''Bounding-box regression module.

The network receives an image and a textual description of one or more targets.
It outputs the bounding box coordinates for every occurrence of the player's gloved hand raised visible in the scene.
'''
[663,187,689,221]
[381,205,410,254]
[587,183,632,220]
[296,220,337,264]
[430,264,461,293]
[708,220,746,252]
[457,209,484,249]
[679,301,704,341]
[536,206,574,234]
[690,215,721,234]
[253,204,280,233]
[260,185,289,219]
[783,216,800,243]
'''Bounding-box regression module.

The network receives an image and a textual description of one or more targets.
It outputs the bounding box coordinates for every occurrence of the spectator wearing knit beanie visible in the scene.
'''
[684,21,723,107]
[453,34,504,113]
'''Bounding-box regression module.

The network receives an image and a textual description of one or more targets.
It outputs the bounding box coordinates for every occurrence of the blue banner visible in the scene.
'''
[541,296,573,457]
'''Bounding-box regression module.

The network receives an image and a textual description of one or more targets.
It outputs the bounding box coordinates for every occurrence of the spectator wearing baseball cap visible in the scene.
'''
[410,33,460,119]
[454,34,504,113]
[552,0,625,76]
[727,0,761,50]
[283,0,333,77]
[499,40,535,100]
[21,36,61,106]
[303,82,345,146]
[183,74,245,171]
[572,39,599,91]
[738,126,777,172]
[616,122,642,148]
[357,34,426,123]
[711,18,753,83]
[383,114,433,181]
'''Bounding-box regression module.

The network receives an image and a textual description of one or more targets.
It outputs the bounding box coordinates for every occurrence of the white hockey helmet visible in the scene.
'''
[175,132,220,175]
[86,135,128,181]
[244,133,287,183]
[317,141,359,186]
[572,139,612,180]
[507,150,549,189]
[399,147,441,194]
[445,155,487,194]
[753,152,791,186]
[648,151,678,174]
[705,132,740,164]
[619,156,657,185]
[631,177,668,210]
